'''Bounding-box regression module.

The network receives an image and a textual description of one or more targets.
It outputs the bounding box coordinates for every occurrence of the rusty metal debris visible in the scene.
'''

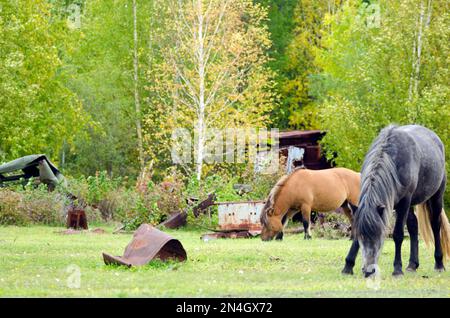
[0,154,66,190]
[200,200,265,240]
[55,228,106,235]
[102,224,187,267]
[217,200,265,232]
[201,230,259,241]
[193,193,216,217]
[56,229,82,235]
[91,228,106,234]
[159,211,187,229]
[66,207,88,230]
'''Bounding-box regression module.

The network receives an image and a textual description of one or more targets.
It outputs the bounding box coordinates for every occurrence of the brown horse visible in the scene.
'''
[260,167,361,241]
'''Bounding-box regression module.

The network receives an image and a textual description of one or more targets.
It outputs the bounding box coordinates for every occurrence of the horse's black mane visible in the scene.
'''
[354,125,404,240]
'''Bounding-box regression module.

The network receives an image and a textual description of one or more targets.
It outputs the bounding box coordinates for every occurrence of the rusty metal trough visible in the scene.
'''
[102,224,187,267]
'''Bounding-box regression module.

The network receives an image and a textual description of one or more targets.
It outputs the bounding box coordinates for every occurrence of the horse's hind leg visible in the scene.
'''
[341,200,356,240]
[429,189,445,271]
[406,207,419,272]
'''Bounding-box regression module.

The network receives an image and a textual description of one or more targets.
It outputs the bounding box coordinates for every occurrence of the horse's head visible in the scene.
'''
[260,175,290,241]
[261,176,289,241]
[260,201,284,241]
[354,204,387,277]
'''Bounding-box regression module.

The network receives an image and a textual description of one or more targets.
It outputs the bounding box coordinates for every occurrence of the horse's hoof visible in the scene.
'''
[434,266,445,273]
[341,267,354,275]
[392,270,404,277]
[406,263,418,272]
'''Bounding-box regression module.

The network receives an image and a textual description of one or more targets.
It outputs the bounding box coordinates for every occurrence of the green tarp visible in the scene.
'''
[0,154,65,189]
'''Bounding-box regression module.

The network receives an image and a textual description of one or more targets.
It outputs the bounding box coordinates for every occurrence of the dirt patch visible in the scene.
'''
[55,228,107,235]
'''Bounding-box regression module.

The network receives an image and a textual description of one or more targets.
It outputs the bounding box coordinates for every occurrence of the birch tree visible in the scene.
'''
[315,0,449,190]
[133,0,145,170]
[145,0,276,180]
[408,0,433,103]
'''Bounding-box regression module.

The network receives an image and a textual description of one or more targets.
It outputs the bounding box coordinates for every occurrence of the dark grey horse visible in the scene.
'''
[342,124,450,277]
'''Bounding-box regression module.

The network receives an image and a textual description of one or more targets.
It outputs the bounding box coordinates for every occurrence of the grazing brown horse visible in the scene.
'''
[260,167,361,241]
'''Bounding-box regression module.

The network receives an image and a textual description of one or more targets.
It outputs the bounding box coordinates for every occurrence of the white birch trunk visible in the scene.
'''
[408,0,432,104]
[170,0,234,181]
[133,0,145,170]
[413,1,425,97]
[195,0,206,181]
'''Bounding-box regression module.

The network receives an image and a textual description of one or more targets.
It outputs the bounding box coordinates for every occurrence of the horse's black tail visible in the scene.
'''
[416,203,450,262]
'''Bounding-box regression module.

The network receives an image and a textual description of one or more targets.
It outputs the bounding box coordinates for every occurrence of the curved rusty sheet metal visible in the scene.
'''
[159,211,187,229]
[102,224,187,267]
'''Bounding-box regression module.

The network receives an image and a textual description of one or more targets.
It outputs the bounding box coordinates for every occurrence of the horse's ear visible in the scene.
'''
[377,205,385,217]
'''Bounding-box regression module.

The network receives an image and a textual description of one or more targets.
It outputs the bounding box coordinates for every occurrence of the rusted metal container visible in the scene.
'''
[216,200,265,232]
[66,207,88,230]
[102,224,187,267]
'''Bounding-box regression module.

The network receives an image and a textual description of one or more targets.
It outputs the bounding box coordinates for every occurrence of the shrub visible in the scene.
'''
[135,168,187,228]
[0,184,68,226]
[67,172,127,220]
[313,212,351,240]
[0,189,28,225]
[21,186,67,225]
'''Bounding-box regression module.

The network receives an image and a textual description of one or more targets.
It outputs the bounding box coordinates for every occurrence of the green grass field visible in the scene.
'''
[0,225,449,297]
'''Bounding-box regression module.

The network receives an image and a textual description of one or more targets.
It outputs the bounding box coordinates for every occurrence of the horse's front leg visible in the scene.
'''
[406,207,419,272]
[392,199,410,276]
[301,206,312,240]
[275,214,289,241]
[342,239,359,275]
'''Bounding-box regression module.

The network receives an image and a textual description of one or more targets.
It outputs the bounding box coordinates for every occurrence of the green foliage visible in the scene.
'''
[315,0,450,205]
[281,0,342,129]
[260,0,340,129]
[0,0,448,207]
[85,171,122,205]
[257,0,298,128]
[0,0,87,163]
[61,0,156,177]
